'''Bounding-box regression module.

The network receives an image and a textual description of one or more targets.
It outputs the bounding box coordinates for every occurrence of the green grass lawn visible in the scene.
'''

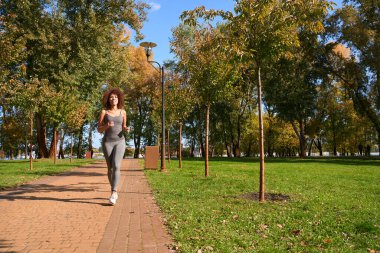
[0,158,97,189]
[145,157,380,253]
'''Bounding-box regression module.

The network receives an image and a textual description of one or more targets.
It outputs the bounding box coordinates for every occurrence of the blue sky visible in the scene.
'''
[131,0,236,63]
[94,0,343,149]
[131,0,343,63]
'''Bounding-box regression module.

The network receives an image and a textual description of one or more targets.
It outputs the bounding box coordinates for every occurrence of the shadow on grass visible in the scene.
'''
[239,192,291,202]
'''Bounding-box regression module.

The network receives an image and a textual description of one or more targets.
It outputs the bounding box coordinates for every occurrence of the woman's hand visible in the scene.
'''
[123,126,130,133]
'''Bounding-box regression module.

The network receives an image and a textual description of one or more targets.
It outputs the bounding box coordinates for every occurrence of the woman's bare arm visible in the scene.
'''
[97,110,110,133]
[122,110,130,132]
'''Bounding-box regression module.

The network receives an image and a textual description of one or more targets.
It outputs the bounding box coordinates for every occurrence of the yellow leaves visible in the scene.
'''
[65,101,88,131]
[127,45,157,82]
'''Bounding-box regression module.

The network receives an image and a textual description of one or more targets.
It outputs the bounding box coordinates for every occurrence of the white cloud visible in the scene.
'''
[149,2,161,12]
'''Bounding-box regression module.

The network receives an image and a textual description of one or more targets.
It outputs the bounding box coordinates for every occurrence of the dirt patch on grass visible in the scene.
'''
[239,192,291,202]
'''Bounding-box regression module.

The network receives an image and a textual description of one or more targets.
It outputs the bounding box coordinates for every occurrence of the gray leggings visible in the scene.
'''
[102,140,125,192]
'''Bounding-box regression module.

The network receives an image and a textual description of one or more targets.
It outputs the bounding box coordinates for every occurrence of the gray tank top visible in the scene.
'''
[103,111,125,142]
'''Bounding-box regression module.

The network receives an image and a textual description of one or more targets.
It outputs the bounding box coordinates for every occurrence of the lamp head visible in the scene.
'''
[139,41,157,60]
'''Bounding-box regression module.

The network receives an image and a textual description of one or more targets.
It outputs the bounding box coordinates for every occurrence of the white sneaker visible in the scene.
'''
[109,191,118,205]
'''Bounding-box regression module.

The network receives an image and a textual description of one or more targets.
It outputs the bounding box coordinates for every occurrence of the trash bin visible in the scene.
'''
[85,151,91,159]
[145,146,159,170]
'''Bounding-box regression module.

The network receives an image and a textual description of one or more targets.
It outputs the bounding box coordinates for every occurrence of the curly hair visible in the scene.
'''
[102,88,125,109]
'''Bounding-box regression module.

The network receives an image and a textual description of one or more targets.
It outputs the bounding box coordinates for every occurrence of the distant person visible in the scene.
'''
[98,88,130,205]
[366,145,371,156]
[358,143,363,156]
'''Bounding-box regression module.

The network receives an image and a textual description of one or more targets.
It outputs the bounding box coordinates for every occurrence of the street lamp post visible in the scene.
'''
[139,41,166,172]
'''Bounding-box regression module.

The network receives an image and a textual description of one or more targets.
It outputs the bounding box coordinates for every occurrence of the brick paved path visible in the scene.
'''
[0,159,175,253]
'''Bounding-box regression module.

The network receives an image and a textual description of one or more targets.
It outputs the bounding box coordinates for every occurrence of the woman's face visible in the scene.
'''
[109,93,118,107]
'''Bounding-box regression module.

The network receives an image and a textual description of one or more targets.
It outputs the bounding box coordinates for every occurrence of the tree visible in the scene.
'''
[163,61,193,168]
[1,0,149,158]
[171,23,238,176]
[125,46,159,158]
[325,0,380,154]
[181,0,332,200]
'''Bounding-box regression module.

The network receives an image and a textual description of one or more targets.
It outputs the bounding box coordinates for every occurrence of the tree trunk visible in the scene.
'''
[88,122,93,158]
[377,129,380,157]
[205,104,210,177]
[134,135,141,158]
[190,138,195,157]
[77,123,85,158]
[36,114,48,158]
[0,107,5,150]
[314,138,323,156]
[25,136,28,160]
[199,136,205,157]
[257,66,265,202]
[29,112,33,171]
[291,120,306,157]
[225,142,231,157]
[48,126,58,159]
[308,139,314,157]
[197,108,205,157]
[48,126,58,164]
[58,128,65,159]
[167,128,170,163]
[179,123,182,168]
[70,134,73,163]
[236,116,241,158]
[246,141,252,157]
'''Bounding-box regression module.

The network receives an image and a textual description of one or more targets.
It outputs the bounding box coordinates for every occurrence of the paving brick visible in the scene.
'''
[0,159,175,253]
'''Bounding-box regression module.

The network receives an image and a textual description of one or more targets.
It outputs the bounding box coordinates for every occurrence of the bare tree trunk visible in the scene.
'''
[197,108,205,157]
[58,128,65,159]
[291,120,306,157]
[0,107,5,151]
[247,141,252,157]
[77,123,85,158]
[48,126,58,164]
[179,123,182,168]
[299,120,306,157]
[190,138,195,157]
[167,128,170,163]
[48,126,58,157]
[377,129,380,157]
[257,66,265,202]
[308,139,314,156]
[199,134,205,158]
[205,104,210,177]
[29,112,33,171]
[70,134,73,163]
[36,114,48,158]
[134,135,141,158]
[236,115,242,157]
[88,122,93,158]
[225,142,231,157]
[314,138,323,156]
[267,127,273,157]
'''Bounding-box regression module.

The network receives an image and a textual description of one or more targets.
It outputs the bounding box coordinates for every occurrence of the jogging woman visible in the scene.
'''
[98,88,130,205]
